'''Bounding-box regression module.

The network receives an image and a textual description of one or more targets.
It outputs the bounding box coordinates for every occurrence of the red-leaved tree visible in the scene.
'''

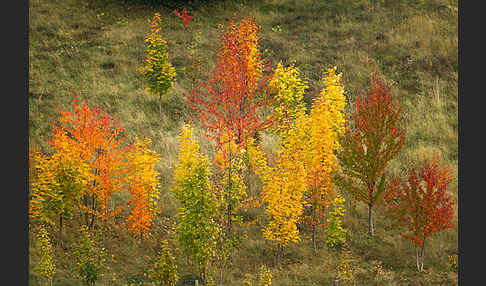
[184,15,274,285]
[384,158,455,272]
[336,74,406,236]
[185,15,273,234]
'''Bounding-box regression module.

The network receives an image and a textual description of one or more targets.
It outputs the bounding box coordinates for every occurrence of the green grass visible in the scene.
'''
[29,0,458,284]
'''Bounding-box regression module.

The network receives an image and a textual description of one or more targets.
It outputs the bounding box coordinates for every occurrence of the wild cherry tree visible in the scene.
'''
[336,74,406,236]
[384,158,455,271]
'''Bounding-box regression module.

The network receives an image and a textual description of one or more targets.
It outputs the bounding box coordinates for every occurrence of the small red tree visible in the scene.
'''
[384,158,455,272]
[336,74,406,236]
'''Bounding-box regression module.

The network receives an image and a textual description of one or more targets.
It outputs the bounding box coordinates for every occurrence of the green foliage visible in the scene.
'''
[148,240,179,286]
[336,245,354,283]
[34,226,56,285]
[70,226,107,286]
[241,265,272,286]
[448,254,458,273]
[173,124,219,281]
[139,13,177,100]
[325,193,347,249]
[268,62,308,141]
[258,265,272,286]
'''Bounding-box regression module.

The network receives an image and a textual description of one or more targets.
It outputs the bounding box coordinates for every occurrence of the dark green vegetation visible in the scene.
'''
[29,0,458,284]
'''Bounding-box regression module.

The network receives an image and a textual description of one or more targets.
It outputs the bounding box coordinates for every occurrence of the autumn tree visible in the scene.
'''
[267,62,308,141]
[125,138,161,240]
[148,240,179,286]
[29,94,162,242]
[185,15,271,146]
[301,66,347,250]
[172,124,218,285]
[247,118,307,266]
[325,192,347,249]
[336,74,406,236]
[184,16,273,280]
[262,65,347,252]
[139,12,177,117]
[34,226,56,286]
[384,158,455,271]
[70,225,107,286]
[50,94,131,235]
[29,148,91,246]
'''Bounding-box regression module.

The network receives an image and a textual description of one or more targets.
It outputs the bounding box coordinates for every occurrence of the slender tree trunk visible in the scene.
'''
[84,194,90,225]
[312,205,317,252]
[368,203,374,237]
[227,147,232,237]
[89,194,96,229]
[102,219,106,247]
[415,245,420,271]
[159,95,163,118]
[277,245,284,268]
[219,257,223,286]
[59,215,63,247]
[420,239,426,272]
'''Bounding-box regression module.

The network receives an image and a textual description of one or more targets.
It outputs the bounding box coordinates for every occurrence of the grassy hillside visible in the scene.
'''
[29,0,458,285]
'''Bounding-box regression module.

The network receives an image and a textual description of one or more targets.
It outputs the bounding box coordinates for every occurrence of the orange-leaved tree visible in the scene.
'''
[336,74,406,237]
[185,15,273,239]
[125,138,161,239]
[384,158,455,271]
[185,15,274,284]
[29,94,161,242]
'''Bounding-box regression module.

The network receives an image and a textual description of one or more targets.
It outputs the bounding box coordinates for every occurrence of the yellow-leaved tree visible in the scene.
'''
[247,118,307,266]
[172,124,219,285]
[139,12,177,117]
[301,66,347,251]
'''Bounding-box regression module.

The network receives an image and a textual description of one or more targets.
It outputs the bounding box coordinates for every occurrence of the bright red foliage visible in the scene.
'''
[174,9,193,30]
[185,15,273,148]
[336,74,406,236]
[384,157,455,246]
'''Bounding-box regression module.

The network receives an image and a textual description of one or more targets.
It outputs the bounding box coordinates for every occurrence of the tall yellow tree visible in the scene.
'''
[301,66,347,251]
[266,65,347,251]
[172,124,219,285]
[247,120,307,266]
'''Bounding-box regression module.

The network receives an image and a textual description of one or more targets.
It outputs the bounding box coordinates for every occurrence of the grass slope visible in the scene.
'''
[29,0,458,285]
